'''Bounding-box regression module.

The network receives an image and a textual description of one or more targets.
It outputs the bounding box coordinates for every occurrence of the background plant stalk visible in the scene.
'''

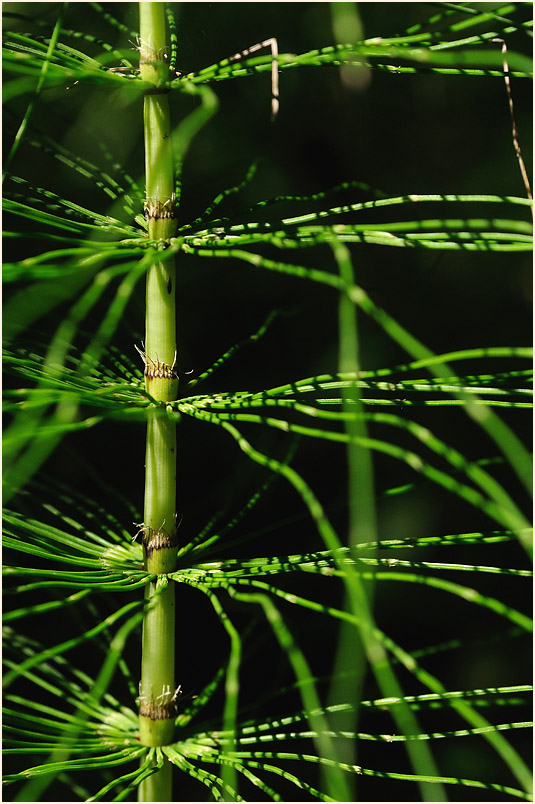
[138,4,178,801]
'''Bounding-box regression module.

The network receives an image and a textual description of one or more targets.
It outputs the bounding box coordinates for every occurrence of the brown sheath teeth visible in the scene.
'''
[145,197,177,220]
[142,526,178,558]
[139,701,175,720]
[144,360,176,379]
[139,47,169,65]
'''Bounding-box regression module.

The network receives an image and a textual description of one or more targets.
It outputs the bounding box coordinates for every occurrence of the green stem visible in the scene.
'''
[139,755,173,803]
[139,577,176,746]
[138,4,178,800]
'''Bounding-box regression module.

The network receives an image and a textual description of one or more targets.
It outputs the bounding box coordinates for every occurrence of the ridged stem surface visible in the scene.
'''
[138,4,178,800]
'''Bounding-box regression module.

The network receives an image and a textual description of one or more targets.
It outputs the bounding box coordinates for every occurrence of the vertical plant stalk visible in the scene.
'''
[138,4,178,800]
[327,242,446,802]
[322,239,375,799]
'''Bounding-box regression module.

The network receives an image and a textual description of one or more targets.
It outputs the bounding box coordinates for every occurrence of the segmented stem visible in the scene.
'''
[138,4,178,800]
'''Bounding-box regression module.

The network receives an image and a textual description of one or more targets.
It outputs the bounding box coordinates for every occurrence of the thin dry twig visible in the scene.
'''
[493,38,533,213]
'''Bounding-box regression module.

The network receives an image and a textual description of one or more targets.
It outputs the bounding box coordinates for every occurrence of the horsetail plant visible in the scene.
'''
[136,5,180,798]
[2,2,533,803]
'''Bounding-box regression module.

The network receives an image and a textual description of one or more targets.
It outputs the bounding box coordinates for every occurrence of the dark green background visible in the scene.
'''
[3,3,532,801]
